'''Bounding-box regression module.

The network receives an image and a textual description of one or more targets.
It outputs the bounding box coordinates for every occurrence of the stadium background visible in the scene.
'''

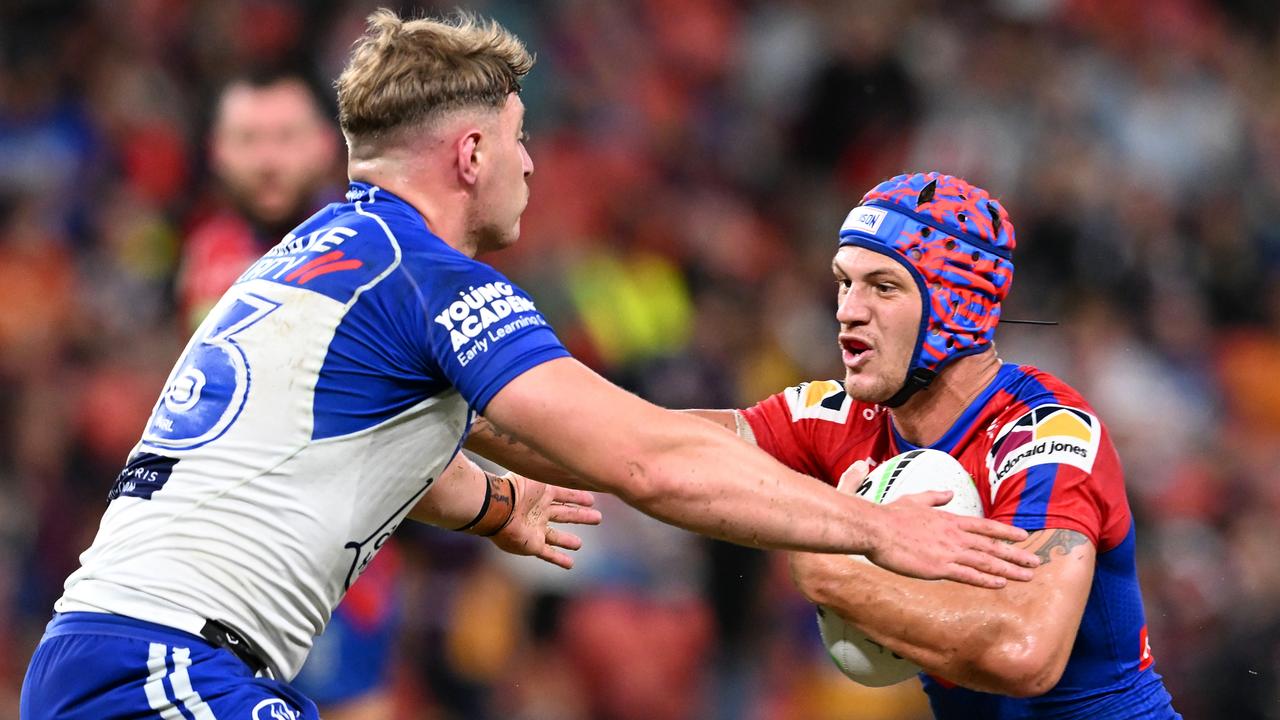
[2,0,1278,718]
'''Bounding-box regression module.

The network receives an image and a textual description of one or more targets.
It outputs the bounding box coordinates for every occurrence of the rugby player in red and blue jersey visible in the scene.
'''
[745,172,1180,718]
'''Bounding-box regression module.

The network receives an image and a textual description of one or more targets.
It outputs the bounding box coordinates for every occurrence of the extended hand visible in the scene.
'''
[489,474,602,569]
[840,461,1040,589]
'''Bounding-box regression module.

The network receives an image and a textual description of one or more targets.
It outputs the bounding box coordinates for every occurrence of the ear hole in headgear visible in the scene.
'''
[986,201,1003,235]
[917,179,937,206]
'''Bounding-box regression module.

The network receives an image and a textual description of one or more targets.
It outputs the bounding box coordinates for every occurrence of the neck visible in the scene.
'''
[347,150,477,258]
[889,348,1002,447]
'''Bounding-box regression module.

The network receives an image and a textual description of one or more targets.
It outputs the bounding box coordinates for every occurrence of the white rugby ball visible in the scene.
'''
[816,448,983,686]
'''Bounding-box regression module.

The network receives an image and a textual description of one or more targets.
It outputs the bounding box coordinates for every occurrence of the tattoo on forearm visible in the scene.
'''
[1030,529,1089,565]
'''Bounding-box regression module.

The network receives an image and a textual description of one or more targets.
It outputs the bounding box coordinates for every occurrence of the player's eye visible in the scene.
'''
[519,130,530,143]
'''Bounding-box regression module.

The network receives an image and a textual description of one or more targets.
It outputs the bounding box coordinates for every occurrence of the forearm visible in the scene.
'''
[794,525,1091,696]
[797,554,1029,692]
[406,453,512,534]
[464,416,592,490]
[616,418,883,551]
[465,410,743,491]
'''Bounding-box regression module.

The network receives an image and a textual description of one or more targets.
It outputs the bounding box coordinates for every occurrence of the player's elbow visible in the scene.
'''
[604,458,672,508]
[978,638,1067,697]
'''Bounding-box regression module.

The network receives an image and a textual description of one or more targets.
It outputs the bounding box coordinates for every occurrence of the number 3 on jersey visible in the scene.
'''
[143,294,281,450]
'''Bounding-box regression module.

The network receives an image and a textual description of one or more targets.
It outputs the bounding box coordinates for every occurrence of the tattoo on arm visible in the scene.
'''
[1029,529,1089,565]
[475,416,522,447]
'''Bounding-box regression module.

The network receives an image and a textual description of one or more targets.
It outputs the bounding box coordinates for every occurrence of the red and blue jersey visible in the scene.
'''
[742,362,1179,719]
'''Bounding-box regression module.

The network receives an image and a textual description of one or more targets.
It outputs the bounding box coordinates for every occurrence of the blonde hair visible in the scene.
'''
[335,9,533,141]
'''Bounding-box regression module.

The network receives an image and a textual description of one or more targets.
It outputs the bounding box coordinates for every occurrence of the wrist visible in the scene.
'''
[454,471,517,536]
[854,497,889,556]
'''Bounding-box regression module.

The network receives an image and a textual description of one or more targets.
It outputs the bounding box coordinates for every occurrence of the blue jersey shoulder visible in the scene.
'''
[309,185,569,438]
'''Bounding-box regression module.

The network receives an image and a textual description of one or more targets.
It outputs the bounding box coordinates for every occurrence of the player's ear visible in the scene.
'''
[456,128,483,187]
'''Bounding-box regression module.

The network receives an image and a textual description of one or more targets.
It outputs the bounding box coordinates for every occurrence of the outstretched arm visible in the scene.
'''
[789,462,1094,696]
[464,409,742,491]
[465,415,590,490]
[483,357,1039,588]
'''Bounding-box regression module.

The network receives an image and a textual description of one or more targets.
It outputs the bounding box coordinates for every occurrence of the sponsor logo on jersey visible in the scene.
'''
[986,403,1100,494]
[344,479,433,590]
[841,205,888,235]
[108,452,179,500]
[252,699,300,720]
[433,282,548,363]
[236,227,365,286]
[785,380,851,423]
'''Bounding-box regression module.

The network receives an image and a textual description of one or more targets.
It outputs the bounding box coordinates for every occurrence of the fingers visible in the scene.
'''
[535,528,585,569]
[958,547,1035,583]
[959,516,1031,546]
[549,486,596,507]
[536,547,576,570]
[547,503,602,526]
[943,564,1008,590]
[836,460,871,492]
[975,535,1040,570]
[545,527,583,551]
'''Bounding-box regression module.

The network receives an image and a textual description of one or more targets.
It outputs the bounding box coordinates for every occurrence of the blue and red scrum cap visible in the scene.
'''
[838,172,1016,405]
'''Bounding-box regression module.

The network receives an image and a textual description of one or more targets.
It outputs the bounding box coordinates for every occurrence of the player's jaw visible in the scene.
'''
[839,333,906,403]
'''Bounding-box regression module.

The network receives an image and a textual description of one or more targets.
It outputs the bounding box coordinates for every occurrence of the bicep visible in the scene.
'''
[481,357,669,491]
[1009,527,1095,657]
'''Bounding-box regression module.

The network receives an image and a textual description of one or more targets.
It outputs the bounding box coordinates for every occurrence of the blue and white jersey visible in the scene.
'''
[56,182,569,680]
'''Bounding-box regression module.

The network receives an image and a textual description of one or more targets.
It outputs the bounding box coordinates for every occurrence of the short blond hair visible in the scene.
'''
[335,9,533,141]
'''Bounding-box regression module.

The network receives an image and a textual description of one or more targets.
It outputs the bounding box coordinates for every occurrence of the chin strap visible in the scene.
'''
[881,367,937,408]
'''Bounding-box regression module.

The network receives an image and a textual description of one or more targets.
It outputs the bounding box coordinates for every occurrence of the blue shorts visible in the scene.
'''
[21,612,320,720]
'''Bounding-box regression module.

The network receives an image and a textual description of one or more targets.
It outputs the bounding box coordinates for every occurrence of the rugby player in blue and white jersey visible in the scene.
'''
[20,11,1038,719]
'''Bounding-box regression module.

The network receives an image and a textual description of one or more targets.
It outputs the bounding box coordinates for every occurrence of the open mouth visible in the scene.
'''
[840,337,873,366]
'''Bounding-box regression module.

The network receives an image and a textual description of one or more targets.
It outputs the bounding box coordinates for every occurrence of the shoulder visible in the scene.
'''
[983,365,1109,486]
[778,380,884,424]
[746,379,885,433]
[984,365,1101,431]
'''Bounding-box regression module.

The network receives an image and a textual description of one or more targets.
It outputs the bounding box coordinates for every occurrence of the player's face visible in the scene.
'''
[212,79,337,228]
[832,246,923,403]
[467,93,534,253]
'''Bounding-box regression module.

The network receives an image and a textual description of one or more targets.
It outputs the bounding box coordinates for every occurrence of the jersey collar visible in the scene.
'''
[890,362,1018,454]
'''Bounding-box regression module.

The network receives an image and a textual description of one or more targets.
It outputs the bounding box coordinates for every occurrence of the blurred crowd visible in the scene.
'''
[3,0,1280,718]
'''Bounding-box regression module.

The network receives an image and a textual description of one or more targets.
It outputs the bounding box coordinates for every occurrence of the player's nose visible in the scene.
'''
[521,144,534,177]
[836,290,871,325]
